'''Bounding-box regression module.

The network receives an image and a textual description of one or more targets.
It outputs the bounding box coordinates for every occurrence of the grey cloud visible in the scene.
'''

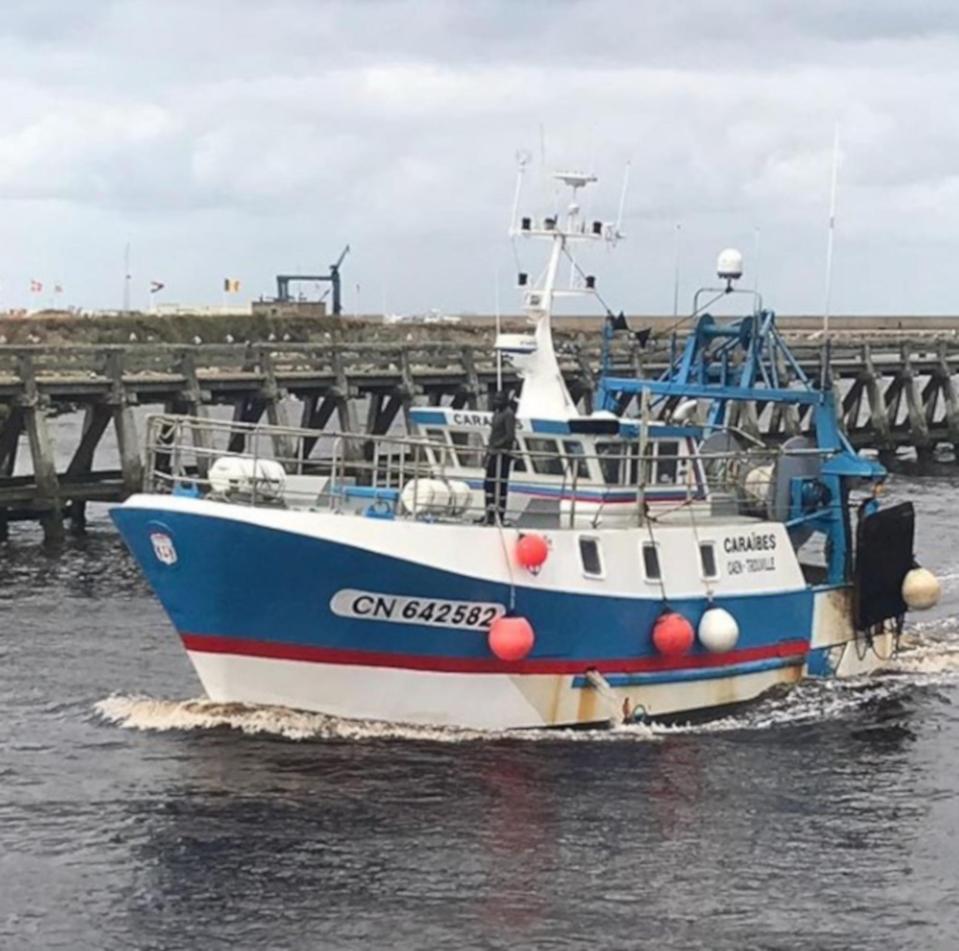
[0,0,957,317]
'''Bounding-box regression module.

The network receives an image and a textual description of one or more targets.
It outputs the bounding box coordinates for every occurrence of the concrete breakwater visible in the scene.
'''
[1,326,959,541]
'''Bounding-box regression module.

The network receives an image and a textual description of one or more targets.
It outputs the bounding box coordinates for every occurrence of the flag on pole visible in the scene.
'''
[223,278,241,293]
[150,280,165,293]
[30,280,42,293]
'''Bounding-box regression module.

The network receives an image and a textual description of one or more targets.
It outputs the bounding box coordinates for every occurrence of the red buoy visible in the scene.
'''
[652,612,695,657]
[488,616,535,661]
[516,533,549,570]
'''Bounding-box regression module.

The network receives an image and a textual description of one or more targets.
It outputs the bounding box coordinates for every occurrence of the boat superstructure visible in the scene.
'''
[110,170,940,730]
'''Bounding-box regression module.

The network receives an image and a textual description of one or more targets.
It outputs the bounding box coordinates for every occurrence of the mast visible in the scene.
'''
[822,126,840,388]
[499,170,619,420]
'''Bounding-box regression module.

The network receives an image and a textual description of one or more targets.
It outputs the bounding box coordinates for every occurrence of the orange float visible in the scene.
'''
[488,616,535,661]
[652,612,695,657]
[516,533,549,570]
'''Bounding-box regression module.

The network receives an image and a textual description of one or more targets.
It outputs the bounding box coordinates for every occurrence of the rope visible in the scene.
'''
[685,466,715,604]
[643,507,669,607]
[495,518,518,613]
[656,288,731,341]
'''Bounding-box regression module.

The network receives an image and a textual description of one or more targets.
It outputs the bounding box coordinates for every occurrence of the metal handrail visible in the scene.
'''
[142,412,837,524]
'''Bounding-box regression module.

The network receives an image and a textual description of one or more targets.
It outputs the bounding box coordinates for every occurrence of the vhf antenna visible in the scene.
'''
[821,125,840,389]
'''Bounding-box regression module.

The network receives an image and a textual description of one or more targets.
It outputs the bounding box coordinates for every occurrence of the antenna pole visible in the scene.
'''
[122,242,131,313]
[753,225,761,296]
[672,223,682,319]
[538,123,552,210]
[822,125,840,388]
[509,155,527,231]
[615,161,631,236]
[494,269,503,391]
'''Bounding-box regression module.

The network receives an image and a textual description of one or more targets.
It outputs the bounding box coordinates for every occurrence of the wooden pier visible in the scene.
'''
[0,334,958,541]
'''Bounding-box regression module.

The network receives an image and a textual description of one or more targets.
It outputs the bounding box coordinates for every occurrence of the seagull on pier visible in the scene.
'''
[282,332,291,342]
[225,333,235,343]
[192,335,203,345]
[128,332,138,342]
[268,332,276,342]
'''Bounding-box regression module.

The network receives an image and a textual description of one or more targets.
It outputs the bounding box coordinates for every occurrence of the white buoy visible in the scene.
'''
[399,478,451,516]
[445,479,473,517]
[698,607,740,653]
[209,456,286,500]
[902,567,941,611]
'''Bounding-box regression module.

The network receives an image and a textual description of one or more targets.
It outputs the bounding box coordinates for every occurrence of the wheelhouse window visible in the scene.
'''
[579,536,603,577]
[425,428,452,467]
[597,441,641,486]
[450,430,483,468]
[653,440,681,485]
[524,437,564,476]
[596,441,624,484]
[562,440,590,481]
[699,542,718,580]
[642,542,661,580]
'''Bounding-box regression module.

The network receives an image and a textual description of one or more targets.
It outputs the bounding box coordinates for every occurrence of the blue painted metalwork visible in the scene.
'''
[598,307,886,586]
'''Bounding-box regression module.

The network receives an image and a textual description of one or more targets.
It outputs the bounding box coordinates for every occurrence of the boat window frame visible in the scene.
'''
[653,439,681,485]
[596,440,625,485]
[524,436,565,476]
[562,439,590,482]
[699,541,719,580]
[578,534,605,579]
[424,428,454,468]
[642,541,661,582]
[449,429,484,469]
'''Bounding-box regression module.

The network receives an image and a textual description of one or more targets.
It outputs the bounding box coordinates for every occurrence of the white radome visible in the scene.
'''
[902,567,941,611]
[717,248,744,281]
[698,606,740,653]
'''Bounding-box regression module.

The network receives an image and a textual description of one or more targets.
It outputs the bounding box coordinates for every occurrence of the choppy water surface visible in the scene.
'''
[2,478,959,950]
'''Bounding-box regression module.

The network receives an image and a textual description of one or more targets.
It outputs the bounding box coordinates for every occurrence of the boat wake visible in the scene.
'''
[94,694,500,743]
[659,623,959,735]
[94,626,959,744]
[93,692,662,744]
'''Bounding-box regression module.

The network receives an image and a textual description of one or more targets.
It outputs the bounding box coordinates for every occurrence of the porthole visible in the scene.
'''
[579,536,603,578]
[699,542,718,580]
[642,542,661,581]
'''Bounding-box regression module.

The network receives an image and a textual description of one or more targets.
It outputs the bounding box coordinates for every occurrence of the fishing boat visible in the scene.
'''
[111,171,941,730]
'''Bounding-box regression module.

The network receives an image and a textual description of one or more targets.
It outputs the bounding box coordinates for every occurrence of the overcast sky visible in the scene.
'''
[2,0,958,315]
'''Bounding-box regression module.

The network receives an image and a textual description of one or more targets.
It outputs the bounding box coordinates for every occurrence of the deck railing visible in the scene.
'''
[143,413,841,529]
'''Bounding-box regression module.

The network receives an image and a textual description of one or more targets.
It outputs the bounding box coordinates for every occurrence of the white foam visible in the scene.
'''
[94,628,959,743]
[94,693,663,744]
[657,631,959,735]
[94,694,491,743]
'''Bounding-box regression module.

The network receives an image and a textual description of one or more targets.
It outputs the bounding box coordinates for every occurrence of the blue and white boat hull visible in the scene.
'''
[111,494,891,729]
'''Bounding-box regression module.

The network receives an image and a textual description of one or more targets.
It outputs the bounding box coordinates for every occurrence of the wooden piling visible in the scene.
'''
[18,354,63,542]
[0,333,958,538]
[176,350,213,477]
[900,347,933,460]
[861,345,894,453]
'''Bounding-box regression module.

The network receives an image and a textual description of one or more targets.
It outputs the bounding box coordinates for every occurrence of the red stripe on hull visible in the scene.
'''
[181,633,809,676]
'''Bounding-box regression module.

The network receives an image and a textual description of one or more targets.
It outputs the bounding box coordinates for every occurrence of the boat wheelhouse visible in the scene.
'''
[408,406,705,525]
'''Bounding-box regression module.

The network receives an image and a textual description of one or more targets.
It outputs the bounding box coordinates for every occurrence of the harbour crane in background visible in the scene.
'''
[275,244,350,315]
